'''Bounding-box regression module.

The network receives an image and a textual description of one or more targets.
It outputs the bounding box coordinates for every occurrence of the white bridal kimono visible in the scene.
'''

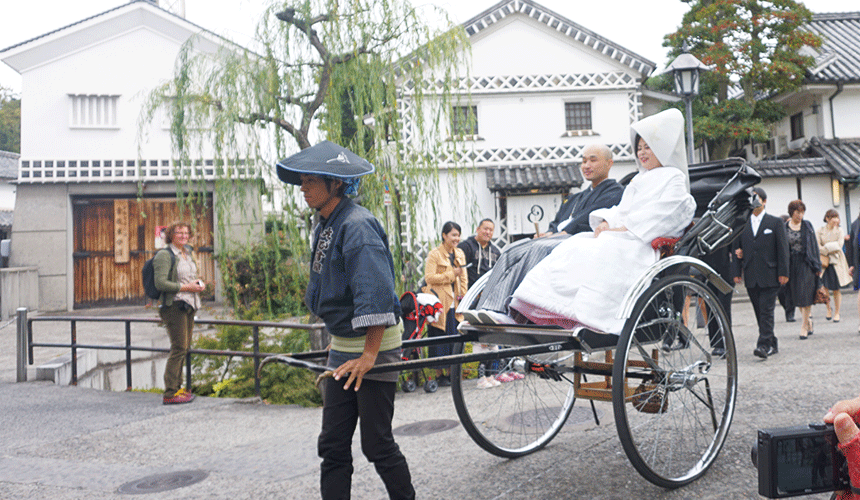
[509,109,696,334]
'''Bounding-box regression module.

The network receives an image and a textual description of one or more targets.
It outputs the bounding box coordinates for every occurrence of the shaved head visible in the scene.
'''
[583,143,612,161]
[580,144,613,187]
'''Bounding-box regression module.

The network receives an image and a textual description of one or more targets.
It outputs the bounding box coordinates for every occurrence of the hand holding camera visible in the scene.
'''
[825,396,860,500]
[753,395,860,499]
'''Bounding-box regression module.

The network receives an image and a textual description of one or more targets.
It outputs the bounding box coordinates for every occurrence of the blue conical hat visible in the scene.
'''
[275,141,374,185]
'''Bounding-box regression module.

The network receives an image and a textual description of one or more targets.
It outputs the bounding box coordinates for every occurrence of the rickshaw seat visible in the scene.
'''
[651,222,695,258]
[651,236,681,258]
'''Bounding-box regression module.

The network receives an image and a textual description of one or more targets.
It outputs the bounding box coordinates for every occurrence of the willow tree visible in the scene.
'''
[143,0,469,317]
[661,0,821,159]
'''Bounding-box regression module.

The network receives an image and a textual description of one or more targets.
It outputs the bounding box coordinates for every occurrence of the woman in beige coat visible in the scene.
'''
[818,209,852,322]
[423,221,468,386]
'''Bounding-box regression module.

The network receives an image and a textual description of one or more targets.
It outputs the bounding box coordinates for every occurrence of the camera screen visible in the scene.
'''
[775,434,843,495]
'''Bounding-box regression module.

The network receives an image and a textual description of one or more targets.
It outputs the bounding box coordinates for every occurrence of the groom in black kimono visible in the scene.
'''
[539,146,625,237]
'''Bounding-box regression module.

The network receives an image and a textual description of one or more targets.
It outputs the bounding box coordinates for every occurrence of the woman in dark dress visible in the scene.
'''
[785,200,822,339]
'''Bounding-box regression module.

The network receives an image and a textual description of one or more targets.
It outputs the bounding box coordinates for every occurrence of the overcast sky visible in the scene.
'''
[1,0,857,94]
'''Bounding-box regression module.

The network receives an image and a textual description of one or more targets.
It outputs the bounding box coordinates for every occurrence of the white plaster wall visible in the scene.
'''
[833,90,860,138]
[0,181,16,211]
[757,176,842,226]
[21,27,186,160]
[779,88,860,141]
[455,91,632,148]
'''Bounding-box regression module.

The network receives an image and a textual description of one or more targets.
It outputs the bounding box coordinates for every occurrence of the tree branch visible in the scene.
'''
[239,112,310,149]
[277,93,315,106]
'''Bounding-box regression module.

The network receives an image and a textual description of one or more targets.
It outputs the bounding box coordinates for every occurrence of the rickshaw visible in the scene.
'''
[262,158,761,489]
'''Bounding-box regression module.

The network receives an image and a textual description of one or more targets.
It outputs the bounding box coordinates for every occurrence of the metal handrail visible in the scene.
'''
[16,308,325,398]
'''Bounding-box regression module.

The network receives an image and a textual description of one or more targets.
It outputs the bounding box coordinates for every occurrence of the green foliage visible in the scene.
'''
[0,87,20,153]
[661,0,822,158]
[219,219,310,318]
[191,324,322,406]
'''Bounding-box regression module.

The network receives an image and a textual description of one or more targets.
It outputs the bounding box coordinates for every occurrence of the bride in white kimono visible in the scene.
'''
[508,108,696,334]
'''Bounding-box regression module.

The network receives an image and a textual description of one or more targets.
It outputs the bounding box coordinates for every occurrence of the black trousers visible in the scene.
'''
[747,285,780,350]
[318,377,414,500]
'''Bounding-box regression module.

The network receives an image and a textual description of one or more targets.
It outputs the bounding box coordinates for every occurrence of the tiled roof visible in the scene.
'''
[0,150,19,179]
[809,137,860,178]
[746,137,860,180]
[485,163,583,194]
[462,0,655,76]
[746,157,831,177]
[804,12,860,82]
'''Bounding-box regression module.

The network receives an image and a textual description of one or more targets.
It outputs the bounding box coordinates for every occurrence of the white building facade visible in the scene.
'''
[0,0,262,311]
[402,0,656,248]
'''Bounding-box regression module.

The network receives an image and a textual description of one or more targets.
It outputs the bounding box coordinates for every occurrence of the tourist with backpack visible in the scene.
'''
[153,221,206,405]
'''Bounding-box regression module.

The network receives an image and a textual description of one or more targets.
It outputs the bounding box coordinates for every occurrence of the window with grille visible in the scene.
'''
[790,112,804,141]
[564,102,592,131]
[69,94,120,128]
[451,105,478,137]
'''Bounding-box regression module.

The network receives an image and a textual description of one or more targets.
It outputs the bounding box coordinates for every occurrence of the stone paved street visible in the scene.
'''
[1,295,858,499]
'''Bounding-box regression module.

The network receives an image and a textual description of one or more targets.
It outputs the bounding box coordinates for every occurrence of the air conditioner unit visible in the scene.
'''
[754,143,767,160]
[776,135,789,155]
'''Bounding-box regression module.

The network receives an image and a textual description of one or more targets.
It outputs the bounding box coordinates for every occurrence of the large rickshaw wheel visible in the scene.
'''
[451,341,578,458]
[612,274,737,488]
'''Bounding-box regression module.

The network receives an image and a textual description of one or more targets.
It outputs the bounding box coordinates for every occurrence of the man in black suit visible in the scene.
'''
[732,187,789,359]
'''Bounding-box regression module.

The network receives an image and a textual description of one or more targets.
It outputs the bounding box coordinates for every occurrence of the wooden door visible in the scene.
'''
[73,197,215,306]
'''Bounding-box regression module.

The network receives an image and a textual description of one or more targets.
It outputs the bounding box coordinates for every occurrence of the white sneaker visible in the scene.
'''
[461,310,481,324]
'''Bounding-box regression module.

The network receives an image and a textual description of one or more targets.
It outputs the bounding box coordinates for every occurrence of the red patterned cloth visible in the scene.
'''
[834,409,860,500]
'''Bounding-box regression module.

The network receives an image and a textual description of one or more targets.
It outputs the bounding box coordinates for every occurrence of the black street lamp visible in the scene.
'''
[667,43,710,163]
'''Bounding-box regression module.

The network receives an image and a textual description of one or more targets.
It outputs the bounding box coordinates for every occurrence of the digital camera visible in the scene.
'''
[752,423,850,498]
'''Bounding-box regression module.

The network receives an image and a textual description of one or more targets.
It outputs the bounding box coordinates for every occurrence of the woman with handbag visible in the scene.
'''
[785,200,822,339]
[423,221,468,387]
[818,209,852,322]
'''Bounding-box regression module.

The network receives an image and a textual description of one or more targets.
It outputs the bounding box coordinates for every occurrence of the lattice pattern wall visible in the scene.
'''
[436,143,635,168]
[18,158,259,183]
[405,71,640,94]
[628,90,644,125]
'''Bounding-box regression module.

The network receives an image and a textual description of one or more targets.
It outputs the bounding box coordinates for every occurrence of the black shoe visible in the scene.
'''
[767,346,778,356]
[785,312,796,322]
[437,375,451,387]
[753,346,769,359]
[711,347,726,358]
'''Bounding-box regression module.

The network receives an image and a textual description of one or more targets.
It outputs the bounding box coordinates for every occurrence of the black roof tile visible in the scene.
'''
[485,163,583,194]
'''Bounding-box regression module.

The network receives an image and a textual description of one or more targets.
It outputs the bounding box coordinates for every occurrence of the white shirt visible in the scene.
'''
[750,209,765,236]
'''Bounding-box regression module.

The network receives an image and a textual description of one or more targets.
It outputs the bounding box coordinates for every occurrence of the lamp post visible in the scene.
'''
[667,43,710,164]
